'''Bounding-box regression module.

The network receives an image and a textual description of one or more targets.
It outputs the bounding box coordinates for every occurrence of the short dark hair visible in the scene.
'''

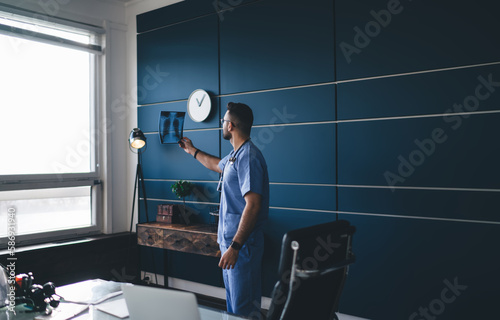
[227,102,253,135]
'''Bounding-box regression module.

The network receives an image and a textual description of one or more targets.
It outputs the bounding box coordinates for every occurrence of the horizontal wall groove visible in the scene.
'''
[145,179,337,187]
[141,197,218,206]
[137,61,500,108]
[271,207,500,225]
[259,110,500,126]
[252,121,336,128]
[138,99,187,107]
[137,12,217,35]
[337,184,500,193]
[144,178,218,183]
[142,180,500,192]
[145,179,334,186]
[270,206,337,214]
[137,82,336,107]
[336,61,500,84]
[184,128,221,133]
[142,121,336,136]
[270,182,336,187]
[336,211,500,226]
[218,81,336,98]
[140,201,500,225]
[141,109,500,130]
[337,109,500,124]
[143,127,221,135]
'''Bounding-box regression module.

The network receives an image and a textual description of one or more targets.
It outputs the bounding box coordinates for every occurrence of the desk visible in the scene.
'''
[0,280,370,320]
[0,279,246,320]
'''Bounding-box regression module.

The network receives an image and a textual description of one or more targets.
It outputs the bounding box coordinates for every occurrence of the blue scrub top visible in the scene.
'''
[217,140,269,247]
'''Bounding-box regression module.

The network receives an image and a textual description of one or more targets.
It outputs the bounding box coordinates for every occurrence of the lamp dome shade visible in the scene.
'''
[129,128,147,149]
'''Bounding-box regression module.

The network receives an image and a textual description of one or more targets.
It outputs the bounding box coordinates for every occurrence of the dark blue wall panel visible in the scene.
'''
[144,180,219,205]
[141,130,220,181]
[339,214,500,320]
[136,0,500,316]
[338,65,500,120]
[139,246,164,275]
[138,99,220,132]
[137,14,219,105]
[222,124,336,184]
[338,187,500,223]
[336,0,500,80]
[140,198,218,230]
[220,85,336,125]
[338,113,500,188]
[137,0,262,33]
[137,0,217,33]
[220,0,335,94]
[167,250,222,287]
[270,184,336,211]
[142,180,219,226]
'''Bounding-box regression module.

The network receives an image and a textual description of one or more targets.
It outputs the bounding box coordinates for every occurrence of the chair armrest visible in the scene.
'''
[295,256,356,279]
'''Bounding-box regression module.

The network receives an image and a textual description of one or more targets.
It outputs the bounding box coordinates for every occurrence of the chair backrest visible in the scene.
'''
[267,220,356,320]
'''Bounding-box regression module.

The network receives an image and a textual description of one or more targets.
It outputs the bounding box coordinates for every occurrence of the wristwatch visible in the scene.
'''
[230,240,242,251]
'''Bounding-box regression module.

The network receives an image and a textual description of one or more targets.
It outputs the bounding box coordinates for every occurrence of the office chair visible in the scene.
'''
[267,220,356,320]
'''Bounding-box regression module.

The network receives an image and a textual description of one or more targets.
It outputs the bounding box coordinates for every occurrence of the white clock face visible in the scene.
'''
[187,89,211,122]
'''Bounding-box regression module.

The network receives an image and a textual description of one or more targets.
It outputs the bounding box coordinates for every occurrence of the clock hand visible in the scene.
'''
[197,94,206,106]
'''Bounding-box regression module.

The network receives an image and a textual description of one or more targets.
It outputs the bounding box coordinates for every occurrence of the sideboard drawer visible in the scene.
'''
[137,225,164,248]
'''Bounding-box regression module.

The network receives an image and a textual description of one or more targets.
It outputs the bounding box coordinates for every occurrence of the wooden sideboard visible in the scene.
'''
[137,222,220,257]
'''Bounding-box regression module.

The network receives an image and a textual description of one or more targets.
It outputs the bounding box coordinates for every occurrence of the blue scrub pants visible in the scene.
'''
[221,241,264,319]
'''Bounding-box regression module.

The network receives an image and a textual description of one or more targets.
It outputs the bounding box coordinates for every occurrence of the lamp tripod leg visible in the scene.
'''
[137,164,149,223]
[129,165,140,233]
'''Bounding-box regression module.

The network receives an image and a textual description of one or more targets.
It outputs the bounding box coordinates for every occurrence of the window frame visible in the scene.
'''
[0,5,105,247]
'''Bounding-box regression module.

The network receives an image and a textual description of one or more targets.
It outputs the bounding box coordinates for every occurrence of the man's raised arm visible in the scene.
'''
[179,137,222,173]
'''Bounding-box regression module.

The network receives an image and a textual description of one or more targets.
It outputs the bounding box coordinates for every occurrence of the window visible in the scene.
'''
[0,6,104,247]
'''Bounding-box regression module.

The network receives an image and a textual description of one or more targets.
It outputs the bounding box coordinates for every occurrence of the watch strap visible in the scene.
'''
[230,240,242,250]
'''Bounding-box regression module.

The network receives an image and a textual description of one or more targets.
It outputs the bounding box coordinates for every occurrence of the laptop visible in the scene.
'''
[121,283,202,320]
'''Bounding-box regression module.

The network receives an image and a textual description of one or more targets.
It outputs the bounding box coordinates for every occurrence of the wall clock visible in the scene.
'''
[187,89,211,122]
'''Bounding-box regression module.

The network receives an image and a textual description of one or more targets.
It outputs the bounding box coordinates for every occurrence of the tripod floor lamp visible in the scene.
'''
[129,128,149,232]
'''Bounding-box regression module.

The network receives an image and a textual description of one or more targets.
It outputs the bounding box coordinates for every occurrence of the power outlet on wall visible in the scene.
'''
[141,271,163,286]
[143,273,152,284]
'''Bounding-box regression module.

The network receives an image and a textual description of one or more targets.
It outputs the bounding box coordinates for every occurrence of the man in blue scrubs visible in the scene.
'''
[179,102,269,319]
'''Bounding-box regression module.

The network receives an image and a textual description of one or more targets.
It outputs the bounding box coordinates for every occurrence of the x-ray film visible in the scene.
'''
[159,111,185,144]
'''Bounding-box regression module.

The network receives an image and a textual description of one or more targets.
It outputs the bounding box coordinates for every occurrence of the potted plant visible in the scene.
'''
[171,180,193,225]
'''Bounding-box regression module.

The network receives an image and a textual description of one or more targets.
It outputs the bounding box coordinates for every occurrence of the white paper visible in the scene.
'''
[95,298,129,319]
[34,303,89,320]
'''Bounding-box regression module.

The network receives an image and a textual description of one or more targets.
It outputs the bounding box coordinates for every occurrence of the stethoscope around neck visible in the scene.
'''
[217,138,251,192]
